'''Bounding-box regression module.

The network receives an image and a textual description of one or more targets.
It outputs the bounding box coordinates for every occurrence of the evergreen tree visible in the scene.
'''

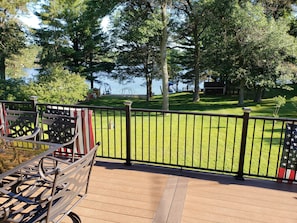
[0,1,31,80]
[35,0,119,88]
[111,1,162,101]
[173,0,214,102]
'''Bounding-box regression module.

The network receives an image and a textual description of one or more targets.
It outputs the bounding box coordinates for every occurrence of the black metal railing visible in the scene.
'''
[1,99,296,182]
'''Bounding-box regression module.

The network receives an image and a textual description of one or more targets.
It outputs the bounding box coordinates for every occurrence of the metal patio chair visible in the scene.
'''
[15,112,80,180]
[40,112,79,160]
[0,109,39,140]
[0,143,99,223]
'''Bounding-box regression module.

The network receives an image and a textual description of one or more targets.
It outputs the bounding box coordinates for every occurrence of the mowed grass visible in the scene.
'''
[83,85,297,177]
[84,84,297,117]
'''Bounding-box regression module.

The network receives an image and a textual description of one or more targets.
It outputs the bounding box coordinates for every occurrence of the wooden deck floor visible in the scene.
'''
[67,159,297,223]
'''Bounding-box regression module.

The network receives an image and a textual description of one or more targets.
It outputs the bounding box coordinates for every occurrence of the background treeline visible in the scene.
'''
[1,0,297,106]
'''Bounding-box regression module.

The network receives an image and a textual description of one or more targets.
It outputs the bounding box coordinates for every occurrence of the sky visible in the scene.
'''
[20,8,110,31]
[20,11,40,28]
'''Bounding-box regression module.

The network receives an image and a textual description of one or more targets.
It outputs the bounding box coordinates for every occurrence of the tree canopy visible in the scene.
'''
[2,0,297,107]
[111,1,163,101]
[0,0,32,80]
[204,1,297,105]
[34,0,119,88]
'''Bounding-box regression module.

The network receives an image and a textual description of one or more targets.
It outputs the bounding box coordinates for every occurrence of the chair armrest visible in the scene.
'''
[38,156,71,181]
[61,132,79,147]
[15,127,41,140]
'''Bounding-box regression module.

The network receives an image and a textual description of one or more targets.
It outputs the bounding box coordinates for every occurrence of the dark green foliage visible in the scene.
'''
[23,64,88,104]
[111,1,163,101]
[0,79,27,101]
[35,0,119,88]
[0,2,29,80]
[246,0,297,19]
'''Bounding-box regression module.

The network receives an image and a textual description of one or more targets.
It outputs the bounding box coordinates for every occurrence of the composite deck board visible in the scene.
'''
[62,159,297,223]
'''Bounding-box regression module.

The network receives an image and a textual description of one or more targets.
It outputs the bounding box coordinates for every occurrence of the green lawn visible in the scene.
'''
[83,85,297,118]
[83,85,297,178]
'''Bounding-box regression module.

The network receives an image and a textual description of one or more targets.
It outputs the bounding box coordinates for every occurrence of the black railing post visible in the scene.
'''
[30,96,38,112]
[236,107,251,180]
[124,101,132,166]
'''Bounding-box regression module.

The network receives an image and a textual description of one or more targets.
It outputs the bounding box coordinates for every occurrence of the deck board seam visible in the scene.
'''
[152,175,189,223]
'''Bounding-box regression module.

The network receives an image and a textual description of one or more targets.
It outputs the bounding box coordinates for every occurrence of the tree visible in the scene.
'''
[0,1,31,80]
[173,0,214,102]
[35,0,119,88]
[160,0,170,110]
[0,78,27,101]
[167,49,185,92]
[23,64,88,104]
[6,46,40,79]
[111,1,162,101]
[241,0,297,19]
[206,1,297,105]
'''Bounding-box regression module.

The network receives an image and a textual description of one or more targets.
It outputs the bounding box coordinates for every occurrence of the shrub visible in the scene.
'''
[23,64,88,104]
[273,95,286,118]
[0,79,27,101]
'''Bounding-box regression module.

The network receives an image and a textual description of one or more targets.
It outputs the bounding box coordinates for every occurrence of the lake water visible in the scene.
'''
[25,69,199,95]
[95,76,198,95]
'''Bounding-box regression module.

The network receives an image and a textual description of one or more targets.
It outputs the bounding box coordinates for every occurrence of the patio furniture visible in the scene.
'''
[40,113,79,160]
[0,138,99,223]
[44,107,95,156]
[0,109,39,140]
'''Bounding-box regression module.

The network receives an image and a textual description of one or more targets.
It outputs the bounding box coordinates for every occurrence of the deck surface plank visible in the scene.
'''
[64,159,297,223]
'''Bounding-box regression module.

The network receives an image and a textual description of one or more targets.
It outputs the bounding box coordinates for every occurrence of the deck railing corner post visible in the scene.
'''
[30,96,38,112]
[124,101,133,166]
[236,107,251,180]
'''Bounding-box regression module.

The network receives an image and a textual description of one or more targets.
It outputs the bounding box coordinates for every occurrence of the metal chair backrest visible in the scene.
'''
[40,113,79,160]
[41,113,78,146]
[0,109,39,139]
[45,144,98,222]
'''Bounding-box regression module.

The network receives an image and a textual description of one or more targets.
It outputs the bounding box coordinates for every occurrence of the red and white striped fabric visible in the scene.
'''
[0,103,4,135]
[277,123,297,183]
[71,108,95,155]
[0,103,4,133]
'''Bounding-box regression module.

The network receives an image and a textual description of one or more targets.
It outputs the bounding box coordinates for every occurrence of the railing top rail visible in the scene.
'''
[131,107,242,118]
[0,100,32,105]
[250,115,297,122]
[36,103,125,111]
[2,100,297,123]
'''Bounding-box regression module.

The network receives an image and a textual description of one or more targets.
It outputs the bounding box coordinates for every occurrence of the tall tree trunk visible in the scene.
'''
[90,73,94,89]
[145,52,152,102]
[192,23,200,102]
[146,75,152,102]
[254,87,264,103]
[0,55,5,80]
[238,79,245,106]
[89,53,94,89]
[161,0,169,111]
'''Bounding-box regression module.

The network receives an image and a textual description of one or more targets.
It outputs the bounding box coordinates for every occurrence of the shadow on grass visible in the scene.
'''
[82,86,297,117]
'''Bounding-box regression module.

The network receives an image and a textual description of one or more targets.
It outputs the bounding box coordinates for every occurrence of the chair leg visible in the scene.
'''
[68,211,81,223]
